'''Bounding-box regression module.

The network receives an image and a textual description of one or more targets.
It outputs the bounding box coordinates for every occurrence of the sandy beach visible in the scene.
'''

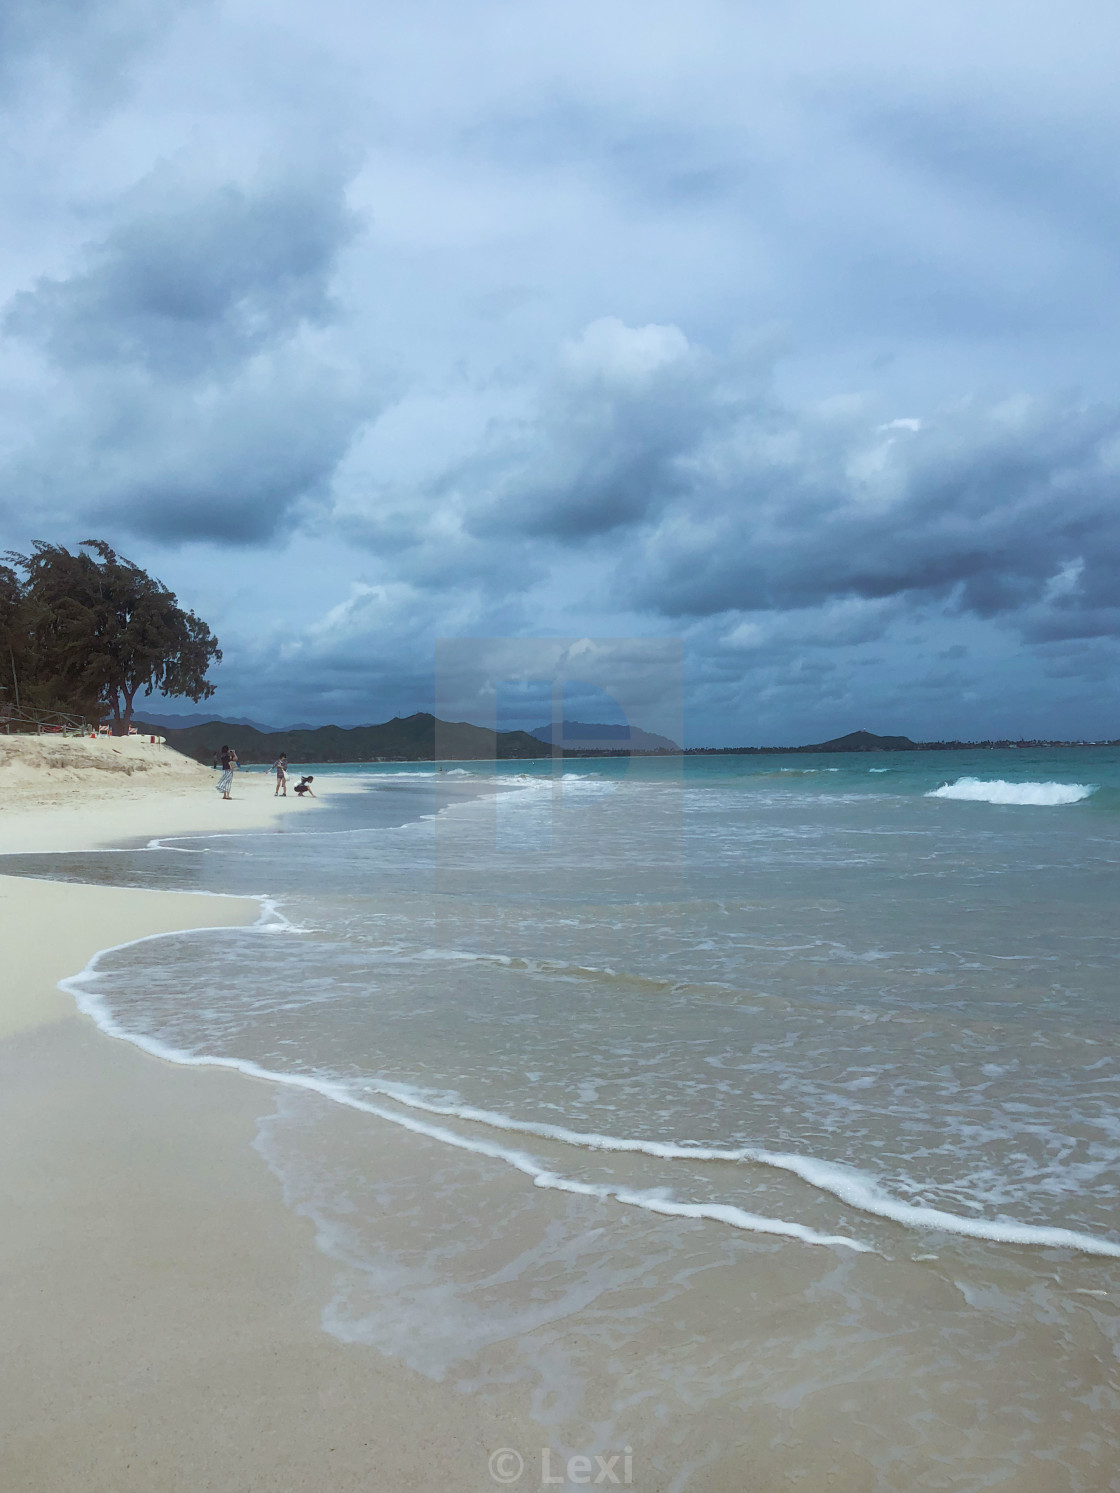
[0,740,538,1492]
[6,738,1118,1492]
[0,734,324,853]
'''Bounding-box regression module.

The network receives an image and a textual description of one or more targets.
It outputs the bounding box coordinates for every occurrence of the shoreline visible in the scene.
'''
[4,753,1116,1488]
[0,768,543,1491]
[0,733,370,853]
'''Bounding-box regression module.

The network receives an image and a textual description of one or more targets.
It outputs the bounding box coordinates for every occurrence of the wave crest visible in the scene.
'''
[926,777,1095,806]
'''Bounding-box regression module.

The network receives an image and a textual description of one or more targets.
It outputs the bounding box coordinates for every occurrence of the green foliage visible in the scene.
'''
[3,540,222,731]
[0,561,27,711]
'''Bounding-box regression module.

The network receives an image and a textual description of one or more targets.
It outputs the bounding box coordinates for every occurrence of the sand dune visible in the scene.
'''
[1,732,210,804]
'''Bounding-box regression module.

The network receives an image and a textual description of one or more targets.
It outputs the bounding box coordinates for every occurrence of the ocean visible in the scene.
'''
[10,747,1120,1489]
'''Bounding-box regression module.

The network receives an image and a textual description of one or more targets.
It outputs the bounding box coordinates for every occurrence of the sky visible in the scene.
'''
[3,0,1120,745]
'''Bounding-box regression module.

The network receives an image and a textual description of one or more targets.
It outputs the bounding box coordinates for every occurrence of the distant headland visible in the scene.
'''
[684,729,1119,755]
[529,720,681,753]
[133,717,1119,765]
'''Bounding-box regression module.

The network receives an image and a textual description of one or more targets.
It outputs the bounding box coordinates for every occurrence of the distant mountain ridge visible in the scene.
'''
[139,717,1105,764]
[136,710,687,764]
[685,728,1117,754]
[136,711,553,764]
[529,719,680,752]
[130,710,313,733]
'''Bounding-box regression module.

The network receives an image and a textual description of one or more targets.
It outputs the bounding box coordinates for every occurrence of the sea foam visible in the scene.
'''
[58,925,870,1256]
[927,778,1095,806]
[58,922,1120,1261]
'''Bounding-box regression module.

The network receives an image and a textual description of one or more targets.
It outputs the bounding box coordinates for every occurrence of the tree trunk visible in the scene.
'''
[110,685,136,735]
[118,685,139,734]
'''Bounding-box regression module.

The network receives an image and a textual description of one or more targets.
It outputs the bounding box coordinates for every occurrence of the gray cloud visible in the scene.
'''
[2,163,369,543]
[0,0,197,110]
[6,167,356,376]
[5,0,1120,739]
[463,319,749,541]
[357,319,1120,641]
[858,96,1120,263]
[632,394,1120,629]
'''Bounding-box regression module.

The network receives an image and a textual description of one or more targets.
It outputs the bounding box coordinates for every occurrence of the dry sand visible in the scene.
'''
[0,734,335,852]
[0,741,538,1492]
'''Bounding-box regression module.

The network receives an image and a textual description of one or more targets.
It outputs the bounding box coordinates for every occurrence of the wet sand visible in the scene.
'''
[0,759,540,1493]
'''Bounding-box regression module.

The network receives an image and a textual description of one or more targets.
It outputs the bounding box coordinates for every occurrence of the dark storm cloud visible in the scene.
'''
[2,164,369,544]
[6,168,356,376]
[77,374,364,543]
[465,322,738,541]
[375,320,1120,641]
[409,319,765,547]
[632,396,1120,629]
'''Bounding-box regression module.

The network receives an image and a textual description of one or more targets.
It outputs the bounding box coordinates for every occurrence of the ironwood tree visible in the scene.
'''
[4,540,221,731]
[0,560,26,714]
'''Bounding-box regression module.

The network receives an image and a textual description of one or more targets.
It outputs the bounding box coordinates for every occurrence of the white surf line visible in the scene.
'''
[358,1083,1120,1260]
[3,837,253,859]
[57,935,868,1256]
[56,917,1120,1261]
[59,919,1120,1259]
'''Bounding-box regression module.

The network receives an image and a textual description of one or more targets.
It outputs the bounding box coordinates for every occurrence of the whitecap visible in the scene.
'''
[926,777,1095,806]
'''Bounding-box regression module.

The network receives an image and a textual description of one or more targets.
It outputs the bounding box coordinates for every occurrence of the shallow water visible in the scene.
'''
[9,748,1120,1489]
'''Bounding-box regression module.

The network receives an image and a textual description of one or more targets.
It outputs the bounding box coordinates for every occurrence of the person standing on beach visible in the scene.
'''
[273,753,288,797]
[216,744,238,800]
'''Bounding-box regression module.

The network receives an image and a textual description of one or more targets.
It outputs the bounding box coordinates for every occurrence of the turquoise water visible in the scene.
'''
[9,746,1120,1488]
[248,742,1120,801]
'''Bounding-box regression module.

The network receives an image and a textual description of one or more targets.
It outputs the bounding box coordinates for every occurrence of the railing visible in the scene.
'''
[0,704,91,736]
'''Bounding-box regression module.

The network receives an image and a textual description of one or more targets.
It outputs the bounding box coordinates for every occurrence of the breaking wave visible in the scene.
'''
[927,778,1096,807]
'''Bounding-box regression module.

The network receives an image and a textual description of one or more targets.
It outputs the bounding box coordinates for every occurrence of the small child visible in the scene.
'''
[273,753,288,797]
[294,775,316,798]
